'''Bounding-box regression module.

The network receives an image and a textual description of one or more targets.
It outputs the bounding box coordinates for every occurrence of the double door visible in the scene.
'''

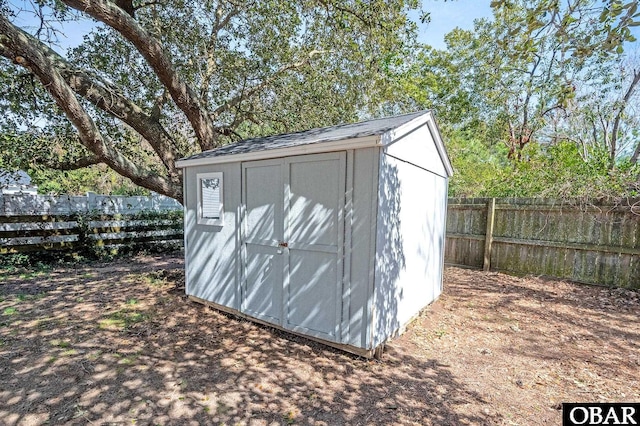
[241,152,346,342]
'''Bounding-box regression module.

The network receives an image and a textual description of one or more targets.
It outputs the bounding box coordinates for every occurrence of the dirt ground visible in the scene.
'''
[0,253,638,425]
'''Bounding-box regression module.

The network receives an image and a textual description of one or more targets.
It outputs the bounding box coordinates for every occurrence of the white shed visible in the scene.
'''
[176,111,453,357]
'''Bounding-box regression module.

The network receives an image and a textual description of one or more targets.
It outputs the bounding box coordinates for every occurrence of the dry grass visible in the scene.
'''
[0,254,638,425]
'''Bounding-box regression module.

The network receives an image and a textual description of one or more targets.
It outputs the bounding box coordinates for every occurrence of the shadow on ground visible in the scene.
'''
[0,255,498,425]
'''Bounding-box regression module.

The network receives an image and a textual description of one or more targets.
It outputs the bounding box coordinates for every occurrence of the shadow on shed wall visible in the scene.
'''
[373,157,405,346]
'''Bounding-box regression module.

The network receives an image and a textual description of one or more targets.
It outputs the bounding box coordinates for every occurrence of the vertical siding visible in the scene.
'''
[184,163,242,307]
[346,147,378,349]
[373,150,448,347]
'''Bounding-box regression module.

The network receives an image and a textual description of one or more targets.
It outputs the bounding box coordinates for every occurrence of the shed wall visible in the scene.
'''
[183,134,447,352]
[373,143,448,347]
[184,163,242,309]
[345,147,378,348]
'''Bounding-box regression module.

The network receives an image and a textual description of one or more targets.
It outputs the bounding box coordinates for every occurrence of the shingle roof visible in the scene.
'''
[179,111,428,162]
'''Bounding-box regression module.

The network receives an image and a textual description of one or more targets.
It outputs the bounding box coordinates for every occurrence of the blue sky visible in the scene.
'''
[413,0,493,49]
[7,1,98,53]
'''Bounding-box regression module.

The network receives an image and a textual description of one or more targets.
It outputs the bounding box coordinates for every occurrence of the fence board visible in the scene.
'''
[0,192,181,215]
[0,193,183,256]
[446,198,640,288]
[0,215,183,254]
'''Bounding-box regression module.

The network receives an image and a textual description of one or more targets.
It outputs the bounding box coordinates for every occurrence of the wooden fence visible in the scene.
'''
[0,212,183,255]
[445,198,640,288]
[0,193,183,256]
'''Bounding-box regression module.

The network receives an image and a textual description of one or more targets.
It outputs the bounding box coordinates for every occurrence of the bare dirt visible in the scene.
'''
[0,253,638,425]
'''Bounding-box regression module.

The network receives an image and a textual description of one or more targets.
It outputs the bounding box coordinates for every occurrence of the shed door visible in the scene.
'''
[241,152,346,342]
[241,159,284,325]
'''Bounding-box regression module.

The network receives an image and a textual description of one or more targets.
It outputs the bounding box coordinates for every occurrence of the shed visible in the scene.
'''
[176,111,453,357]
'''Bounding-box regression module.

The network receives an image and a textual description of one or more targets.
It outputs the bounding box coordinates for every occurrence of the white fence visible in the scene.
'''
[0,193,183,255]
[0,192,182,216]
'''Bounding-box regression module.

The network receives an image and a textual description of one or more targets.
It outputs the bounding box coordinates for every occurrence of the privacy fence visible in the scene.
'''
[0,193,183,256]
[445,198,640,287]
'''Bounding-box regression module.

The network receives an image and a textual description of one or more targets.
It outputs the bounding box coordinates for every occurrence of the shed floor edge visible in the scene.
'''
[188,295,378,359]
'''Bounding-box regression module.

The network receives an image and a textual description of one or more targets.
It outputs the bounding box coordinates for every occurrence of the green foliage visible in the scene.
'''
[98,310,148,331]
[445,129,509,197]
[2,307,17,316]
[445,125,640,199]
[469,141,640,198]
[392,0,640,199]
[1,0,421,200]
[0,130,147,195]
[30,165,148,196]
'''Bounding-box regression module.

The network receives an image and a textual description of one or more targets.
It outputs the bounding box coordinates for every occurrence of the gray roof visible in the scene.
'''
[180,111,428,162]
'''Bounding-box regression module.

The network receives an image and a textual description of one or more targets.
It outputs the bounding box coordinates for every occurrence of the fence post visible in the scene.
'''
[483,198,496,271]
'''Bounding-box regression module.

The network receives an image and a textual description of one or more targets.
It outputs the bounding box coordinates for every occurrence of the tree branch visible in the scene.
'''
[200,5,240,108]
[612,69,640,166]
[540,104,565,118]
[46,154,101,170]
[61,0,218,151]
[0,15,181,200]
[211,49,328,120]
[0,23,181,184]
[316,0,375,28]
[133,1,164,12]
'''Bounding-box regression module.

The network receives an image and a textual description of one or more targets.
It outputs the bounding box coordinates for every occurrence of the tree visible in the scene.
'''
[394,0,640,198]
[488,0,640,162]
[0,0,420,202]
[560,57,640,167]
[402,0,639,156]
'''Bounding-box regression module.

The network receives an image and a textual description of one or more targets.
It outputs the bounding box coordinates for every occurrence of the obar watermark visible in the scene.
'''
[563,403,639,425]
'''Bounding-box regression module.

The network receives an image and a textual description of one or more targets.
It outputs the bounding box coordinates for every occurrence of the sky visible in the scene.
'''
[8,0,640,53]
[7,1,97,53]
[413,0,493,49]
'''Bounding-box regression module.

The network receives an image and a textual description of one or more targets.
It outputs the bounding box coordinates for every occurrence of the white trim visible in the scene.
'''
[426,118,455,177]
[367,147,381,349]
[379,111,454,177]
[197,172,224,226]
[379,112,431,146]
[182,173,191,295]
[175,135,380,168]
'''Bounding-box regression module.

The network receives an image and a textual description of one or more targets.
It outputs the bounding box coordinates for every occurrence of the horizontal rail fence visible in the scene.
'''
[446,198,640,288]
[0,192,181,215]
[0,193,183,255]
